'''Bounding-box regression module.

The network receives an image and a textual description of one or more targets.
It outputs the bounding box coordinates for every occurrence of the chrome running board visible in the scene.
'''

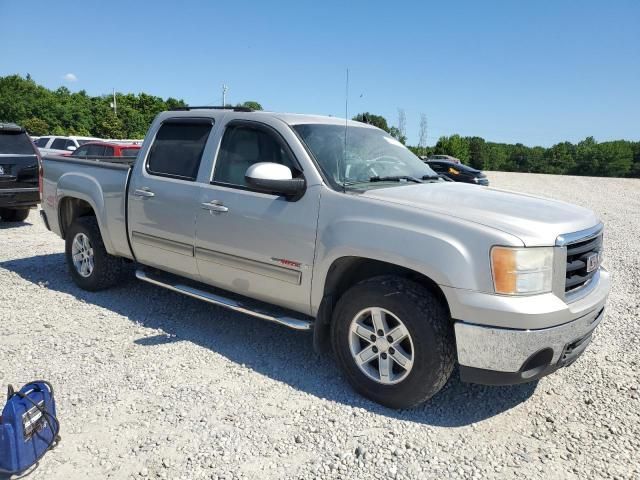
[135,269,313,331]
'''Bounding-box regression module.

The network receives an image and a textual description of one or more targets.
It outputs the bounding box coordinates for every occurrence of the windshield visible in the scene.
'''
[293,124,437,189]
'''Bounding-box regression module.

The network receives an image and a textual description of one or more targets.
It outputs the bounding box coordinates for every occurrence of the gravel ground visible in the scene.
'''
[0,171,638,480]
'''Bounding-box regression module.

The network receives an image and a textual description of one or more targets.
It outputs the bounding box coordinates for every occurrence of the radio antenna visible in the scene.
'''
[342,68,349,193]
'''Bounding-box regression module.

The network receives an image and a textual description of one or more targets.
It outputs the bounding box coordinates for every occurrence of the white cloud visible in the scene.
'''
[63,73,78,82]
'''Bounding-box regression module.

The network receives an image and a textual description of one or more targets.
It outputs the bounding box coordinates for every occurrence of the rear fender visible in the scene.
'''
[56,173,112,253]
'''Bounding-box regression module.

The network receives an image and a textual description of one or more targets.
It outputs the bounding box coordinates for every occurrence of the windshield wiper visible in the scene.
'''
[369,175,423,183]
[421,174,441,181]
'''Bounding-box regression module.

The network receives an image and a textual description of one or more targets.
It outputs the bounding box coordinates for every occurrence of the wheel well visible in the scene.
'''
[58,197,96,238]
[322,257,450,318]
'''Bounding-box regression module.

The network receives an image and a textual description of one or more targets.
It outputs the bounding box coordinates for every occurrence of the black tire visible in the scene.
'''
[65,216,123,291]
[0,208,30,222]
[331,275,455,409]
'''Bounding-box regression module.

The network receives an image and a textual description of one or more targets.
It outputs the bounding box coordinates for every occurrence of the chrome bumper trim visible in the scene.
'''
[454,306,605,373]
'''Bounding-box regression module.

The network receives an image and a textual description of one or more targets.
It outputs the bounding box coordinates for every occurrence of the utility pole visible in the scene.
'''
[222,84,228,106]
[111,88,117,116]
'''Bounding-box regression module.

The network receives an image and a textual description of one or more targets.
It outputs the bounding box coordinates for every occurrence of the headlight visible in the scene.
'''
[491,246,554,295]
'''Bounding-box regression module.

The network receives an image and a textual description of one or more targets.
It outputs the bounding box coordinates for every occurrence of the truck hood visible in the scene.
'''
[362,183,600,246]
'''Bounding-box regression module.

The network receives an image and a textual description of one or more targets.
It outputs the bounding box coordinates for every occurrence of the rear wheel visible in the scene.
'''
[65,217,123,291]
[0,208,30,222]
[331,275,455,409]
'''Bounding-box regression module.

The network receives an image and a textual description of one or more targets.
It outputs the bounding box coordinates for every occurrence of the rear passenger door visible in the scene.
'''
[127,118,214,280]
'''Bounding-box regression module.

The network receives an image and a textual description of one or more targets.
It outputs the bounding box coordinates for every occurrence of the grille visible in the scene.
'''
[565,233,603,293]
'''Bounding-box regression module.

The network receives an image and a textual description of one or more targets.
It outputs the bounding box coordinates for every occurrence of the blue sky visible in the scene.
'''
[1,0,638,146]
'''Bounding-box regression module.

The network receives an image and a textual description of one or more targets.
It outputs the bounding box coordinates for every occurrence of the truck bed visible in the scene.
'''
[43,154,137,167]
[42,154,134,259]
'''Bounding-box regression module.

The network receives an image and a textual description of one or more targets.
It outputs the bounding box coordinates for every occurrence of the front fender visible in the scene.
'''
[310,188,523,314]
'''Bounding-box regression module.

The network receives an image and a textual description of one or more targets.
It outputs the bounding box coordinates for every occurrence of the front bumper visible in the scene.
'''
[450,267,610,385]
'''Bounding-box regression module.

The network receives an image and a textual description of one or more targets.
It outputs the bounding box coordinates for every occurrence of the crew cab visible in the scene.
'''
[0,123,40,222]
[40,107,610,408]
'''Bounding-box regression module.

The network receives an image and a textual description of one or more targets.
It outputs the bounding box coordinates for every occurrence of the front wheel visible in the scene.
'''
[65,217,123,291]
[331,276,455,409]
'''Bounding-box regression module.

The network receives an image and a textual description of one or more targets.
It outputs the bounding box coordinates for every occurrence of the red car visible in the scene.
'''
[70,141,141,158]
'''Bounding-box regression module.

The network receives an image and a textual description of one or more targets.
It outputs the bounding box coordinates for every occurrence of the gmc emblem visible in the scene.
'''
[586,253,600,273]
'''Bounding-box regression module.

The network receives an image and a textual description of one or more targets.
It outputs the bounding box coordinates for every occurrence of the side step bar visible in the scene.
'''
[135,269,313,331]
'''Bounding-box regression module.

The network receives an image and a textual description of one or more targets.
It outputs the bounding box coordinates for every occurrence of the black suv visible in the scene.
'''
[0,123,40,222]
[426,160,489,186]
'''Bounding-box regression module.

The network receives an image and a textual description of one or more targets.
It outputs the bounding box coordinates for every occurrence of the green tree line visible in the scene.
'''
[0,74,189,139]
[353,113,639,178]
[1,75,638,177]
[0,74,263,139]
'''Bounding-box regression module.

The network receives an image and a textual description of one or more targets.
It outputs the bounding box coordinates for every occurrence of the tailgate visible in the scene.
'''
[0,154,39,189]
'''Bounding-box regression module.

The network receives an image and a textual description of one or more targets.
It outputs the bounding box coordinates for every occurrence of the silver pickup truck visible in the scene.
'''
[41,107,611,408]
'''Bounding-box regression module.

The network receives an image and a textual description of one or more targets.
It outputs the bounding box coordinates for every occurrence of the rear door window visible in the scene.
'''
[0,131,35,154]
[103,146,114,156]
[146,120,212,181]
[35,137,50,147]
[51,138,67,150]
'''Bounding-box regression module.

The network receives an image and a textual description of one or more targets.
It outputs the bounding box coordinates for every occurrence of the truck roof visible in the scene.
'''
[157,108,379,130]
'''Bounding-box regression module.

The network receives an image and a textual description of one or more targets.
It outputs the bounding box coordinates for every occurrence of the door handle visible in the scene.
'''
[133,188,155,198]
[201,200,229,213]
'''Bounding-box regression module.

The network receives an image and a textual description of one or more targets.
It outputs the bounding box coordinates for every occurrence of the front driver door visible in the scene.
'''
[194,119,320,314]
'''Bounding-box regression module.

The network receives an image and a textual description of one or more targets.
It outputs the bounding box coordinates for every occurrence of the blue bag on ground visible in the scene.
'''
[0,381,60,475]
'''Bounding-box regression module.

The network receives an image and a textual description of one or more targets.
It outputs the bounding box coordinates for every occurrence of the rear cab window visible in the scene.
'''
[72,145,90,156]
[146,119,213,181]
[121,148,140,157]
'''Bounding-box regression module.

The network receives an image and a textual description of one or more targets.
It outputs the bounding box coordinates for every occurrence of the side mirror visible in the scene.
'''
[245,162,305,198]
[66,145,77,151]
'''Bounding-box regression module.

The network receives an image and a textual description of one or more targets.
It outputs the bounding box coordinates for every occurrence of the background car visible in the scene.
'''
[427,160,489,185]
[0,122,40,222]
[71,141,141,158]
[428,154,461,164]
[34,135,101,155]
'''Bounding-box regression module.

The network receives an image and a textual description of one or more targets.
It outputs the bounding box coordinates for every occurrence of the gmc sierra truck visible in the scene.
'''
[40,107,610,408]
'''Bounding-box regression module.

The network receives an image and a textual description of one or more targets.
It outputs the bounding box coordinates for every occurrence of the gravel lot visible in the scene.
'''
[1,172,638,480]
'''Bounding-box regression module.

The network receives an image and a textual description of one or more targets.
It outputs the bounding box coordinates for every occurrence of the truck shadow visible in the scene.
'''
[0,220,32,229]
[1,253,537,427]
